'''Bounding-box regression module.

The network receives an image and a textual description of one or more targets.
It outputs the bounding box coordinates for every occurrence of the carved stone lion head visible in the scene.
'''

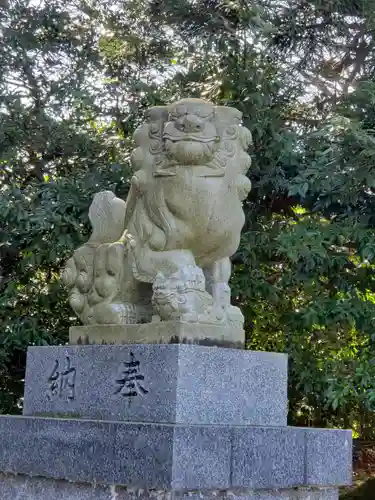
[163,99,220,165]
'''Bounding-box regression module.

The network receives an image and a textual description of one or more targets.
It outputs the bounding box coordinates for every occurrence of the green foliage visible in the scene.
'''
[0,0,132,412]
[340,477,375,499]
[2,0,375,437]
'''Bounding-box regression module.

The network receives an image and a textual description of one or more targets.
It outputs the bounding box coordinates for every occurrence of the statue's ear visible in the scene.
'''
[239,126,253,149]
[214,106,243,135]
[145,106,169,124]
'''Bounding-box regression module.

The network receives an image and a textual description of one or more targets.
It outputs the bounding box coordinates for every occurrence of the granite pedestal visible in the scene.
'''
[23,344,287,425]
[0,324,352,499]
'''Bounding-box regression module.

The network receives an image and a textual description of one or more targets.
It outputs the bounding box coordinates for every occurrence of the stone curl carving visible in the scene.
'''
[61,98,252,329]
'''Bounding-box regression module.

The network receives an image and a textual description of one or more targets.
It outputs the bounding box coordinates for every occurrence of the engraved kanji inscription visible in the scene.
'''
[115,351,148,397]
[47,356,76,401]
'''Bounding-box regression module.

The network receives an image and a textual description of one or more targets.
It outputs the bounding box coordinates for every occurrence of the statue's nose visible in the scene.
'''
[176,114,204,133]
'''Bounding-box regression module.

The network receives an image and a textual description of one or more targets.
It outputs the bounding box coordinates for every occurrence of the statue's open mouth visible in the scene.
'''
[163,134,217,143]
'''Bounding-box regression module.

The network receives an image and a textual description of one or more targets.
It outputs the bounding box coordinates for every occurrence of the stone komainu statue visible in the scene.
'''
[61,98,252,328]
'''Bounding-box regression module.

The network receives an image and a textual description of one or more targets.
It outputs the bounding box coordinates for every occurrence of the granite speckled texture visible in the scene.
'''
[0,416,352,490]
[171,425,231,490]
[0,473,340,500]
[113,421,174,488]
[23,344,288,426]
[69,322,245,348]
[0,416,115,484]
[231,427,305,489]
[305,428,352,486]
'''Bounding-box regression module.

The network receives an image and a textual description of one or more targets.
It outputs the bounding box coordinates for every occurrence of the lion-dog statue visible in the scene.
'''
[61,98,252,329]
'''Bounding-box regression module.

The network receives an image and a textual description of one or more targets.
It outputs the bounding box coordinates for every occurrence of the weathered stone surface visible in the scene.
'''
[0,416,115,484]
[61,99,253,331]
[23,344,287,426]
[305,428,352,486]
[0,416,351,491]
[171,425,231,490]
[112,422,174,488]
[69,322,244,348]
[232,427,305,489]
[0,473,340,500]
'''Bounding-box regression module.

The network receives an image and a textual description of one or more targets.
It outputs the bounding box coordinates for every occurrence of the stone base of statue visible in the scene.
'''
[69,322,245,348]
[0,98,350,498]
[0,323,351,500]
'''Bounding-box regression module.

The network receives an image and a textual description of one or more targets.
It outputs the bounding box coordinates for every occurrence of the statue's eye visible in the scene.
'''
[195,106,213,119]
[176,105,187,115]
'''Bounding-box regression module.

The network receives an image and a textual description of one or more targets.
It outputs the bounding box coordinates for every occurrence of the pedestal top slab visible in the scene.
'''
[23,344,287,426]
[69,322,245,348]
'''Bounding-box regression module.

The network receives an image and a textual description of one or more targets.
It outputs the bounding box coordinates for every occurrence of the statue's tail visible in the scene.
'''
[88,191,127,244]
[61,191,129,323]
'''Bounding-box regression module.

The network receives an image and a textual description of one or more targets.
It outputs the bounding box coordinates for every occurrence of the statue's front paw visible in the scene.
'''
[90,302,132,325]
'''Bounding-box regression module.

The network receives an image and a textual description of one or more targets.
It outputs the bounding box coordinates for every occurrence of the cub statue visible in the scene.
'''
[62,98,252,329]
